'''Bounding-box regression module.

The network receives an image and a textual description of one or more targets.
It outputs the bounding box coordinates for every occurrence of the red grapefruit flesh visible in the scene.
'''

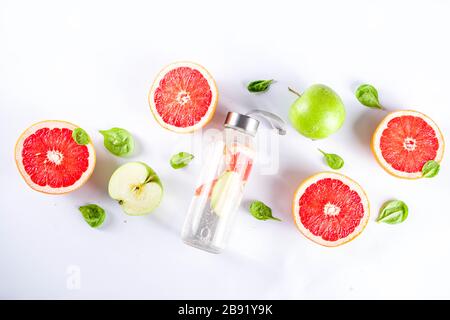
[372,110,444,179]
[15,120,96,194]
[292,172,370,247]
[148,61,218,133]
[226,151,253,181]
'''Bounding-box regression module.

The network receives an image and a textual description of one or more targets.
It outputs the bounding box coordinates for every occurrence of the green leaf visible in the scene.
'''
[79,204,106,228]
[72,127,90,145]
[249,200,281,221]
[376,200,408,224]
[318,149,344,170]
[99,127,135,157]
[170,152,194,169]
[355,84,383,109]
[247,79,274,93]
[422,160,440,178]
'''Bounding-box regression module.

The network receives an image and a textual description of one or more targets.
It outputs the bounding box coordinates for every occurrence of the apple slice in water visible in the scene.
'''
[210,171,242,217]
[108,162,163,215]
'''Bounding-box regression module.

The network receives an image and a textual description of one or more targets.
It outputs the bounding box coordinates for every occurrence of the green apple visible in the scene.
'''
[289,84,346,139]
[108,162,163,215]
[210,171,242,217]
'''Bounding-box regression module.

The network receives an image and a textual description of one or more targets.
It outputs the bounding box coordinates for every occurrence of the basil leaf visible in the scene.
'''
[170,152,194,169]
[422,160,440,178]
[72,127,90,145]
[247,79,274,93]
[376,200,408,224]
[355,84,383,109]
[99,127,135,157]
[318,149,344,170]
[249,200,281,221]
[79,204,106,228]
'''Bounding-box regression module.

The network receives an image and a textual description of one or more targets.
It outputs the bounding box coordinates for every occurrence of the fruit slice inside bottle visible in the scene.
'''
[210,171,243,216]
[194,149,253,197]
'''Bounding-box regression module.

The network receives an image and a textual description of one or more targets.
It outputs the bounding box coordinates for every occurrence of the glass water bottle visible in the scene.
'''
[181,112,259,253]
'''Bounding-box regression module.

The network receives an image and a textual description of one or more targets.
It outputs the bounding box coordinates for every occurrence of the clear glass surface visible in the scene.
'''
[181,128,255,253]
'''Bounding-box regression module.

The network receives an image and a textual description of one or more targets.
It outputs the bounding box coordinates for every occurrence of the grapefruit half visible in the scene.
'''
[292,172,370,247]
[372,110,444,179]
[148,61,218,133]
[15,120,96,194]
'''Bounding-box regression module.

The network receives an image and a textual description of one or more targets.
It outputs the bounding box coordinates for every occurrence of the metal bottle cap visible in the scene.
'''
[224,112,260,136]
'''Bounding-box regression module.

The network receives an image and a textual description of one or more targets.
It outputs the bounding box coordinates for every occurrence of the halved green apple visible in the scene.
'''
[108,162,163,215]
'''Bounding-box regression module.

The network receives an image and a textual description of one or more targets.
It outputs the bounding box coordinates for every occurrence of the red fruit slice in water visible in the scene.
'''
[227,151,253,181]
[292,172,370,247]
[148,61,218,133]
[372,110,444,179]
[195,178,218,197]
[15,120,96,194]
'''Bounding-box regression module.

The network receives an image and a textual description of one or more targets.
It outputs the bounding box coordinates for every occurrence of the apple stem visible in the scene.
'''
[144,174,155,184]
[288,87,302,97]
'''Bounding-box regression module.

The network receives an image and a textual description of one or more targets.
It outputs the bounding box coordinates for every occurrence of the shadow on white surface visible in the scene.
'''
[352,109,387,154]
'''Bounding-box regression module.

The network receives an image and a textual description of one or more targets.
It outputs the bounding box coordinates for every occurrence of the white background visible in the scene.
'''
[1,0,450,299]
